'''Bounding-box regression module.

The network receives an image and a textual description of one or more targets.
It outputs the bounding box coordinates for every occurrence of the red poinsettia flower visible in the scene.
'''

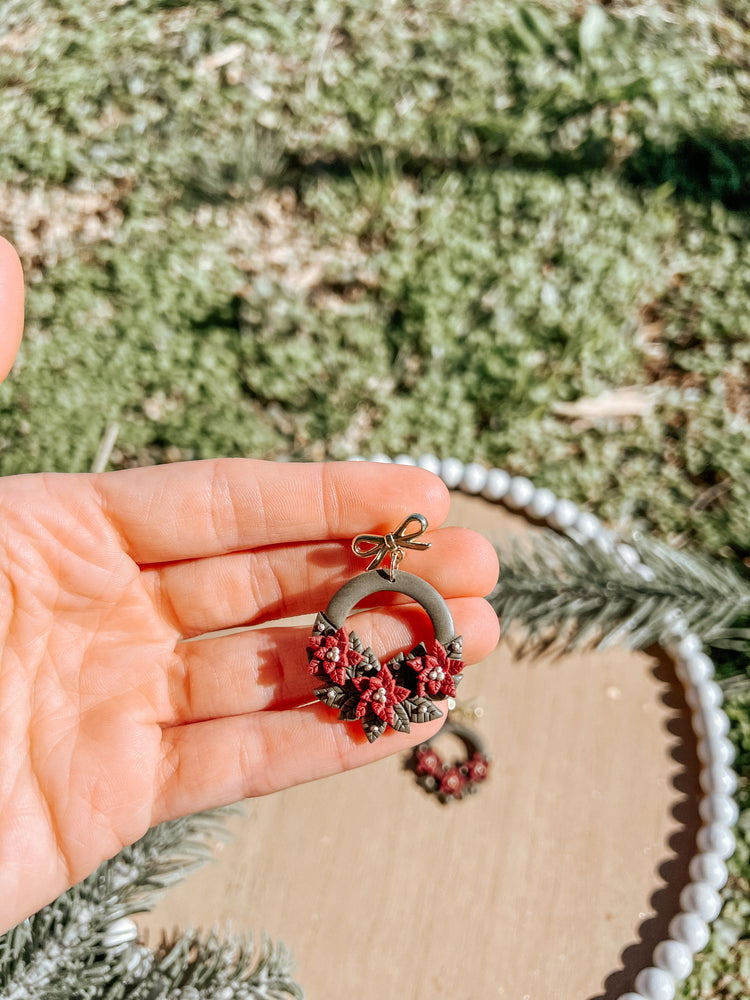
[352,665,410,725]
[308,628,363,685]
[465,754,490,783]
[409,641,463,699]
[414,747,443,778]
[439,765,467,799]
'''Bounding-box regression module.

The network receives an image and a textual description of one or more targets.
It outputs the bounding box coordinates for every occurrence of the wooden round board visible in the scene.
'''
[137,493,700,1000]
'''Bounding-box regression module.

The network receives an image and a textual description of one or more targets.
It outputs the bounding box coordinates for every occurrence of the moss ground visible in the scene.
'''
[1,1,750,993]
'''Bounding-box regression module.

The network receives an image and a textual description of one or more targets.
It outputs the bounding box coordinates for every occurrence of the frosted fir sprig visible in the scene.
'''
[490,528,750,656]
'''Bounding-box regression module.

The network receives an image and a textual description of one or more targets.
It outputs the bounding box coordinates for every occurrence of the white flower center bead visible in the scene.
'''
[325,648,340,662]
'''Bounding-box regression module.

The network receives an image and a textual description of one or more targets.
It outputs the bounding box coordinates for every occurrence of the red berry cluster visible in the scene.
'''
[411,744,490,803]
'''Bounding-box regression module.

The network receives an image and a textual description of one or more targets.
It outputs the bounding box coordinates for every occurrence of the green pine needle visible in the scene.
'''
[491,529,750,657]
[0,808,304,1000]
[102,930,303,1000]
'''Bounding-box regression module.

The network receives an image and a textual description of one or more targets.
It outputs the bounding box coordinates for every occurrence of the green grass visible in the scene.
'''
[2,1,750,993]
[2,0,750,556]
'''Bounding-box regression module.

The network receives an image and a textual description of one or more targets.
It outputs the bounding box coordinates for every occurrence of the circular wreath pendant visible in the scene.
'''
[307,569,464,743]
[405,718,491,803]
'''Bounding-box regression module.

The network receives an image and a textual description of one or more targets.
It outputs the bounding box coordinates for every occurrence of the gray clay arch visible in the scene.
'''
[324,570,456,646]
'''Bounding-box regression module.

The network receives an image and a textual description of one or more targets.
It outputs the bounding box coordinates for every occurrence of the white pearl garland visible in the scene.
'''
[634,965,676,1000]
[668,912,710,953]
[481,467,511,502]
[689,852,727,890]
[653,939,693,981]
[350,454,738,999]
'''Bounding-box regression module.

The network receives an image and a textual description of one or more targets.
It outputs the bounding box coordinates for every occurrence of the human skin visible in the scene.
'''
[0,237,500,932]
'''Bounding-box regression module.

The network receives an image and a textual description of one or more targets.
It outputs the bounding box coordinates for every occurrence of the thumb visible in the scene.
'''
[0,236,24,382]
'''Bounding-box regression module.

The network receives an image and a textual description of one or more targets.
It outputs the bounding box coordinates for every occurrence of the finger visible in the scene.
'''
[94,459,449,565]
[161,596,500,725]
[144,526,499,637]
[152,700,442,826]
[0,237,24,382]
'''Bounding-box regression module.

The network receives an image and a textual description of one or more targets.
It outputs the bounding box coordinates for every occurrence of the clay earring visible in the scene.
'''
[405,715,491,803]
[307,514,464,743]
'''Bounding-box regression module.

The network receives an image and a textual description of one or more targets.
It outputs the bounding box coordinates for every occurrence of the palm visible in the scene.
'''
[0,460,499,932]
[1,473,179,916]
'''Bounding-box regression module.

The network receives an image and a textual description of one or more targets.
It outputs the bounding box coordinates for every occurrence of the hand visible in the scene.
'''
[0,236,24,381]
[0,242,500,933]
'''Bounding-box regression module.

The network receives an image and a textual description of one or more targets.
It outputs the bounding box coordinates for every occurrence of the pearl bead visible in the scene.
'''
[680,881,722,922]
[634,966,675,1000]
[668,912,710,953]
[685,679,722,711]
[699,763,738,796]
[348,455,367,461]
[394,453,416,465]
[662,610,689,643]
[102,916,139,951]
[700,679,724,708]
[653,939,693,981]
[505,476,535,509]
[370,452,392,464]
[548,497,579,531]
[696,823,735,860]
[572,510,603,541]
[460,462,488,494]
[692,707,730,739]
[699,794,739,828]
[676,652,714,685]
[689,852,728,891]
[417,453,441,475]
[527,487,557,519]
[617,994,647,1000]
[481,467,511,501]
[440,457,465,489]
[675,633,702,658]
[697,735,735,766]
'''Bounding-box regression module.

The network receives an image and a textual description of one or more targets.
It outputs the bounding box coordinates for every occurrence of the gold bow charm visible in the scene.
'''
[352,513,431,582]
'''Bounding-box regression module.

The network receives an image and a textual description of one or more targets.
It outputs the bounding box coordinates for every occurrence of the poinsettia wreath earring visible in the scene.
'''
[307,514,465,743]
[405,715,491,803]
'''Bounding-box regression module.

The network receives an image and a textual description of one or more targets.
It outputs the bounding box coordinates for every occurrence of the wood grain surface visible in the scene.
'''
[137,494,700,1000]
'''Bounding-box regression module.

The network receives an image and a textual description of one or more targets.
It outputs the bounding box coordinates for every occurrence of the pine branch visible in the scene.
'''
[491,529,750,656]
[103,930,303,1000]
[0,807,305,999]
[0,809,237,997]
